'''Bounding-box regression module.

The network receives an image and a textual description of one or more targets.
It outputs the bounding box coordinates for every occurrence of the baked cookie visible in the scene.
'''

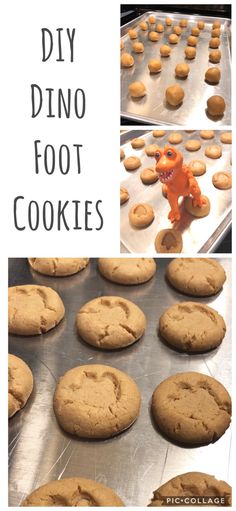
[8,354,33,418]
[205,145,222,159]
[145,144,160,157]
[124,156,141,171]
[140,167,159,185]
[155,229,183,253]
[77,296,146,349]
[166,258,226,296]
[184,195,210,217]
[131,137,145,149]
[165,85,184,106]
[188,160,206,176]
[128,81,146,98]
[22,477,124,506]
[129,203,154,228]
[212,172,232,190]
[168,132,183,144]
[151,371,231,444]
[207,95,225,117]
[159,301,226,352]
[8,285,65,335]
[220,132,232,144]
[53,364,141,438]
[120,187,129,205]
[200,130,215,139]
[149,472,231,506]
[185,139,201,151]
[28,258,89,277]
[152,130,166,138]
[98,258,156,285]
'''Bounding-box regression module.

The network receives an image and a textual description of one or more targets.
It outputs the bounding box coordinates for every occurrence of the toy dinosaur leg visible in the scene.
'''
[189,177,206,207]
[167,192,180,223]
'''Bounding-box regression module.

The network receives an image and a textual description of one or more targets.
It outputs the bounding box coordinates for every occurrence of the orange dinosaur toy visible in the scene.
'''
[155,146,206,223]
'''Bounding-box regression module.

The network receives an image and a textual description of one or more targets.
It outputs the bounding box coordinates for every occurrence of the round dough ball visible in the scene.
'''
[185,46,196,59]
[191,27,200,36]
[185,130,196,133]
[121,52,134,68]
[205,67,221,84]
[209,37,220,48]
[197,21,205,29]
[156,23,164,32]
[149,15,156,24]
[212,172,232,190]
[205,144,222,159]
[120,187,129,205]
[128,81,146,98]
[209,49,221,63]
[187,35,198,46]
[175,62,190,78]
[184,195,210,218]
[168,132,183,144]
[212,20,221,29]
[220,132,232,144]
[185,139,201,151]
[128,28,137,39]
[168,33,179,44]
[148,58,162,73]
[149,31,159,42]
[200,130,215,139]
[207,95,225,117]
[120,39,124,50]
[129,203,154,228]
[140,167,159,184]
[120,147,125,160]
[160,44,171,57]
[173,26,182,35]
[188,160,206,176]
[165,17,172,26]
[131,137,145,149]
[155,229,183,253]
[124,156,141,171]
[139,21,148,30]
[132,41,144,53]
[145,144,160,156]
[212,28,221,37]
[179,19,188,27]
[153,130,166,137]
[165,85,184,106]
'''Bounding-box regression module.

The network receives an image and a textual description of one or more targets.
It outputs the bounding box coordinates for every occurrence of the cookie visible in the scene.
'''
[131,138,145,149]
[8,354,33,418]
[98,258,156,285]
[152,130,166,138]
[129,203,154,228]
[205,144,222,159]
[22,477,124,506]
[8,285,65,335]
[188,160,206,176]
[184,195,210,217]
[212,172,232,190]
[159,301,226,352]
[28,258,89,277]
[120,187,129,205]
[124,156,141,171]
[140,167,159,185]
[149,472,231,506]
[185,139,201,151]
[168,133,183,144]
[77,296,146,349]
[220,132,232,144]
[53,364,141,438]
[155,229,183,253]
[151,371,231,444]
[200,130,215,139]
[145,144,160,157]
[166,258,226,296]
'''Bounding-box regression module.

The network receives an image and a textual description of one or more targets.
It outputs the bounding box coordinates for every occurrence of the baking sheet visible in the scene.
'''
[120,129,232,254]
[120,11,231,126]
[8,258,232,506]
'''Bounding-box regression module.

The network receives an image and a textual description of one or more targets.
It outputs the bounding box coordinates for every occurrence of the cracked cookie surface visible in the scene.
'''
[8,354,33,418]
[152,372,231,445]
[28,258,89,277]
[98,258,156,285]
[159,301,226,352]
[8,285,65,335]
[77,296,146,349]
[53,364,141,438]
[21,477,124,506]
[166,258,226,296]
[149,472,231,506]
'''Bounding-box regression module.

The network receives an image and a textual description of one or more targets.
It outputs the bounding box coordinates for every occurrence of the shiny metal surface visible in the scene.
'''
[9,258,231,506]
[120,129,232,254]
[120,11,231,126]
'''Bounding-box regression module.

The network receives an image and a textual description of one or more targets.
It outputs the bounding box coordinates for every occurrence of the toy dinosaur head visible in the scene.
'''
[155,146,183,184]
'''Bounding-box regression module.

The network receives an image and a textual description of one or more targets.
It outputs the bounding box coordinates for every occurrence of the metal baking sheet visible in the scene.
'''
[120,11,231,126]
[120,129,232,254]
[9,258,232,506]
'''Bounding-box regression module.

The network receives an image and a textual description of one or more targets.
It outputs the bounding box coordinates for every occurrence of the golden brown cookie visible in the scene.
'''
[140,167,159,184]
[129,203,154,228]
[22,478,124,507]
[200,130,215,139]
[120,187,129,205]
[151,371,231,444]
[149,31,159,42]
[175,63,190,78]
[152,130,166,137]
[185,139,201,151]
[131,137,145,149]
[155,229,183,253]
[98,258,156,285]
[220,132,232,144]
[168,34,179,44]
[8,285,65,335]
[145,144,160,157]
[205,144,222,159]
[165,85,184,106]
[132,41,144,53]
[205,67,221,84]
[168,132,183,144]
[77,296,146,349]
[212,172,232,190]
[124,156,141,171]
[160,44,171,57]
[166,258,226,296]
[121,52,134,68]
[28,258,89,277]
[8,354,33,418]
[128,81,146,98]
[148,59,162,73]
[209,49,221,63]
[188,160,206,176]
[53,364,141,438]
[184,46,196,59]
[184,195,210,218]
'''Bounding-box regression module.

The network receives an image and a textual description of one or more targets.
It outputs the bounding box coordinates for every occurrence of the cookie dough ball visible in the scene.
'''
[213,20,221,29]
[132,41,144,53]
[139,21,148,31]
[128,28,137,39]
[149,31,159,42]
[165,17,172,26]
[180,19,188,28]
[212,28,221,37]
[155,229,183,253]
[98,258,156,285]
[207,95,225,117]
[121,52,134,68]
[188,160,206,176]
[185,139,201,151]
[184,195,210,218]
[187,35,198,46]
[120,39,124,50]
[153,130,166,137]
[149,15,156,24]
[191,27,200,36]
[148,58,162,73]
[185,46,196,59]
[145,144,160,156]
[128,81,146,98]
[120,187,129,205]
[205,65,221,82]
[140,167,159,185]
[168,132,183,144]
[209,37,220,48]
[129,203,154,228]
[165,85,184,106]
[156,23,164,32]
[8,354,33,418]
[124,156,141,171]
[120,147,125,160]
[173,25,182,35]
[166,258,226,296]
[205,144,222,159]
[131,137,145,149]
[197,21,205,30]
[160,44,171,57]
[169,33,179,44]
[175,62,190,78]
[209,49,221,63]
[200,130,215,139]
[220,132,232,144]
[212,172,232,190]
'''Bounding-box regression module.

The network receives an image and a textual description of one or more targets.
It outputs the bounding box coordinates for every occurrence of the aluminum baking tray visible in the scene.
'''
[120,129,232,254]
[120,11,231,126]
[9,258,232,506]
